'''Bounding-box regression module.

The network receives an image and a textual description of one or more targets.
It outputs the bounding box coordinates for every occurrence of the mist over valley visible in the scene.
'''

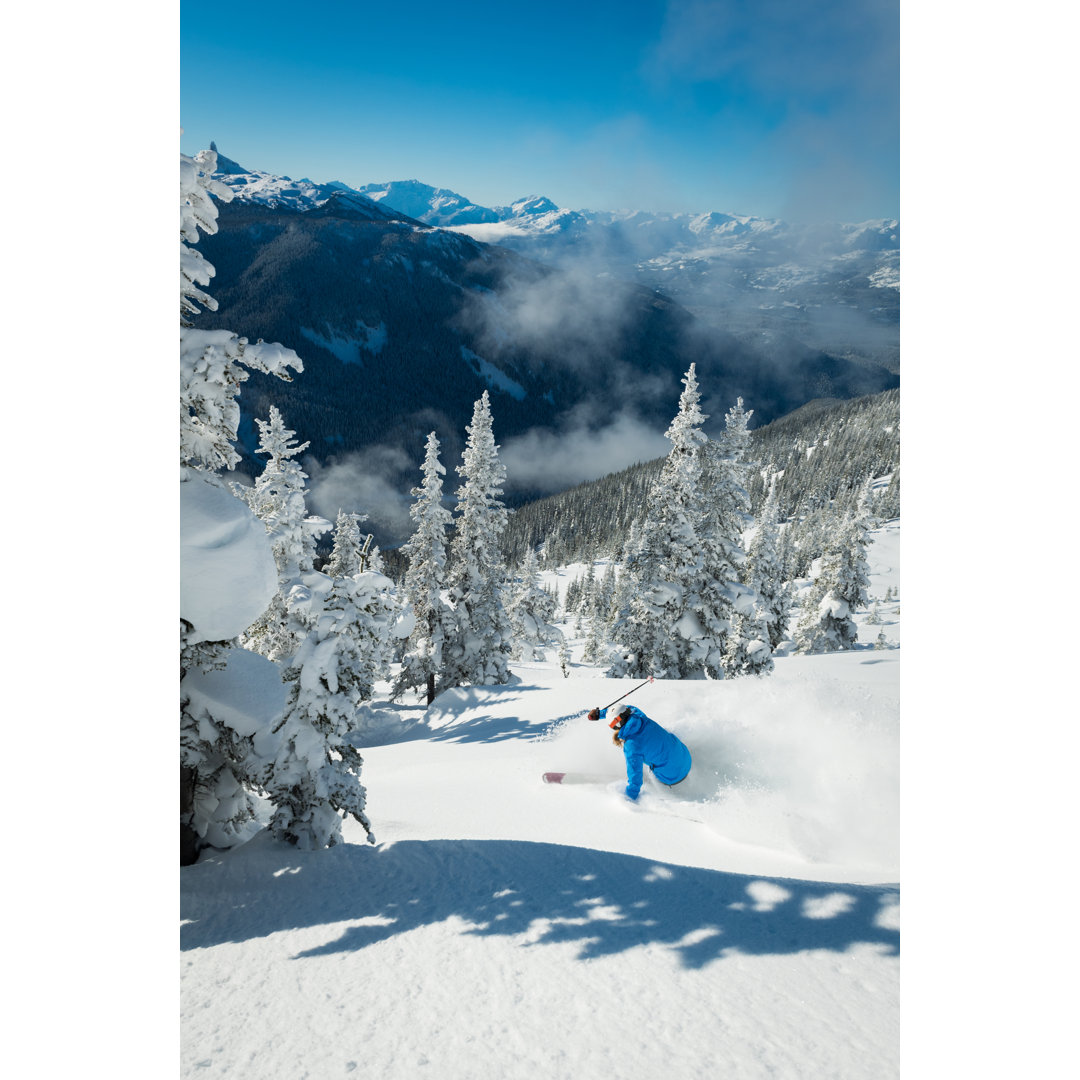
[195,150,898,546]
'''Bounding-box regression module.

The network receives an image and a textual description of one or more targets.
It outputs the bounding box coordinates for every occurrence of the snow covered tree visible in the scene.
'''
[744,475,792,651]
[699,397,764,678]
[506,549,561,660]
[574,563,598,634]
[581,607,610,667]
[442,393,513,687]
[324,510,366,579]
[394,432,454,704]
[564,576,583,616]
[722,611,774,677]
[180,152,301,473]
[232,407,322,661]
[795,481,873,654]
[595,563,617,624]
[180,142,302,863]
[360,539,383,575]
[878,468,900,521]
[233,407,314,579]
[609,365,709,678]
[263,571,397,849]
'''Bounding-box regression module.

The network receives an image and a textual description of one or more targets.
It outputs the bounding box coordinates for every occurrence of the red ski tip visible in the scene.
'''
[542,772,566,784]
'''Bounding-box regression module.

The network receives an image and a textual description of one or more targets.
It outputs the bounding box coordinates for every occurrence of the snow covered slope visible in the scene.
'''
[180,521,901,1079]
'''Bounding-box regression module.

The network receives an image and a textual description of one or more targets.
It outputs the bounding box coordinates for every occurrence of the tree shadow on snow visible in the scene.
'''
[181,835,898,968]
[410,685,565,744]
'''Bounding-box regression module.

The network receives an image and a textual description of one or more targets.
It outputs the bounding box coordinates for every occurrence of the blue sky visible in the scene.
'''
[181,0,898,221]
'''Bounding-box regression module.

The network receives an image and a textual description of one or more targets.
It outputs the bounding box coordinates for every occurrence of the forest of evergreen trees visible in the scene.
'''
[501,388,899,569]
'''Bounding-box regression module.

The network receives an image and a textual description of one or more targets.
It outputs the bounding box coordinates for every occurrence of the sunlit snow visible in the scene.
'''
[181,521,901,1078]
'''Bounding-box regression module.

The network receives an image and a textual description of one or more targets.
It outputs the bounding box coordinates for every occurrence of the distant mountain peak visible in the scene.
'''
[356,179,500,226]
[207,142,250,176]
[309,189,424,225]
[506,195,560,217]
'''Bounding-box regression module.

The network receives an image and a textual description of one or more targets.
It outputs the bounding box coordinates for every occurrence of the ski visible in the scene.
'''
[542,772,613,785]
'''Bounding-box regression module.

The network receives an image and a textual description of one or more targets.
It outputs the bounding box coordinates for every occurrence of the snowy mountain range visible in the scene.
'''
[210,145,899,337]
[193,146,898,543]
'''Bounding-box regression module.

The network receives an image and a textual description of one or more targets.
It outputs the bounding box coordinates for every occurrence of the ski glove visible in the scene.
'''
[587,708,600,722]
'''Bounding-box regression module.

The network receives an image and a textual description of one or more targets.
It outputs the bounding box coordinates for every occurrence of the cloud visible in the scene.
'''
[645,0,899,221]
[462,258,644,371]
[500,407,670,494]
[304,444,415,544]
[647,0,898,104]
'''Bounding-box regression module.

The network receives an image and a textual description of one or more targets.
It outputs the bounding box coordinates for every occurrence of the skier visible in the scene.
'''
[586,704,692,801]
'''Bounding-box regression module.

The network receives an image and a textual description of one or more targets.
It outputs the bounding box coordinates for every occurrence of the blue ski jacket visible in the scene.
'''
[598,705,692,801]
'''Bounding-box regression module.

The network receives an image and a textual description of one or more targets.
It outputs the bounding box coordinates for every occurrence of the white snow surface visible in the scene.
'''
[180,472,278,644]
[182,647,286,747]
[181,522,902,1078]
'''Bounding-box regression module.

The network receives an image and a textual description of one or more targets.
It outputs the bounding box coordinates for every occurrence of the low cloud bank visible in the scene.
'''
[500,409,670,494]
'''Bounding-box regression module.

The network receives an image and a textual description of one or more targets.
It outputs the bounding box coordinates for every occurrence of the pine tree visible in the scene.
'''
[701,397,765,677]
[581,607,609,667]
[324,510,366,579]
[565,577,582,615]
[179,143,302,863]
[264,571,392,849]
[879,468,900,521]
[596,564,617,623]
[794,480,873,654]
[610,366,708,678]
[394,432,453,704]
[443,393,513,687]
[506,549,560,660]
[744,475,792,651]
[234,408,314,578]
[558,638,571,678]
[722,610,774,677]
[180,152,301,473]
[233,407,320,662]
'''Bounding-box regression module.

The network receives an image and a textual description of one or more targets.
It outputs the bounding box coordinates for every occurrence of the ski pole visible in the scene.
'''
[587,676,654,719]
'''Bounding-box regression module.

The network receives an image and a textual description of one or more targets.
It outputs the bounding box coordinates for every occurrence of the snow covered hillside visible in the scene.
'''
[180,521,900,1079]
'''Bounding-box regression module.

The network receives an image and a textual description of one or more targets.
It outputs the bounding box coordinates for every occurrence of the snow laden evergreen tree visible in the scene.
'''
[574,563,597,634]
[394,432,454,705]
[721,612,774,678]
[232,406,318,662]
[180,154,301,474]
[179,143,302,863]
[263,569,400,849]
[700,397,768,677]
[324,510,367,579]
[596,563,618,624]
[442,393,513,687]
[878,468,900,521]
[609,366,709,678]
[795,479,874,654]
[744,474,792,652]
[505,549,561,660]
[581,606,610,666]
